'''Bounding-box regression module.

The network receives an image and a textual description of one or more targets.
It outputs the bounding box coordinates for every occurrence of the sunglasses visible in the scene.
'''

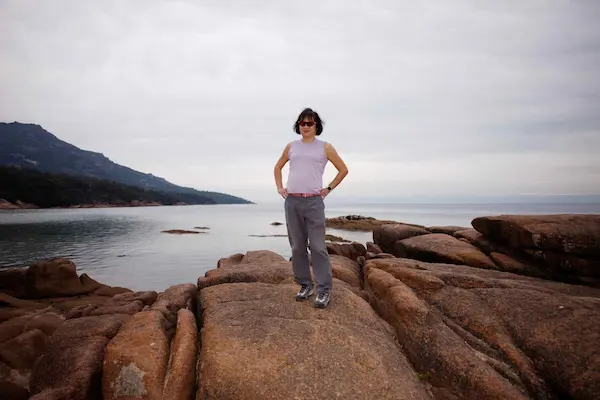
[298,121,315,127]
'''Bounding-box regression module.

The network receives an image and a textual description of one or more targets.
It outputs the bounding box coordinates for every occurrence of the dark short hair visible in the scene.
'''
[293,108,324,136]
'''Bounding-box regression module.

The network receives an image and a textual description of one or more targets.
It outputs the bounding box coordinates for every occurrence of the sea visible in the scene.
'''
[1,200,599,292]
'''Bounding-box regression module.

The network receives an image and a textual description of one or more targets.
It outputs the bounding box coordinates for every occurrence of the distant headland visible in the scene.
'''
[0,122,252,207]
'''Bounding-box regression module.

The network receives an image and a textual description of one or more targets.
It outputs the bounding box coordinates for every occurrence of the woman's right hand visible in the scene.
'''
[277,187,288,198]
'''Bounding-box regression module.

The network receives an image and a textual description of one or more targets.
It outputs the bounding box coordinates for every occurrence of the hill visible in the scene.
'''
[0,122,252,204]
[0,165,218,208]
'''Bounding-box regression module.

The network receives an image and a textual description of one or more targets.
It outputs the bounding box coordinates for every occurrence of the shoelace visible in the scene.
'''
[317,292,328,302]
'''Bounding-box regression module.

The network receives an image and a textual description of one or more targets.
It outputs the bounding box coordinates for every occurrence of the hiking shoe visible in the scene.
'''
[314,291,331,308]
[296,284,314,301]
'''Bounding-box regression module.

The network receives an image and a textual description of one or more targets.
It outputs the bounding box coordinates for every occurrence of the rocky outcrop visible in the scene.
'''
[0,258,198,399]
[197,250,433,399]
[324,233,350,242]
[0,259,139,398]
[102,284,197,400]
[325,215,403,231]
[0,199,38,209]
[0,258,125,299]
[364,257,600,399]
[161,229,206,234]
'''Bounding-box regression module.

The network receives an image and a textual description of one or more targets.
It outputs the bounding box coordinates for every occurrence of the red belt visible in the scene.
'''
[288,193,320,197]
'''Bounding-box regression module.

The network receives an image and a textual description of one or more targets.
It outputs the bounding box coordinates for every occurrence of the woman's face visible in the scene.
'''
[299,117,316,138]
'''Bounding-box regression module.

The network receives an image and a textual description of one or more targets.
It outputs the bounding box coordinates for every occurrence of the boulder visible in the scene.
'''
[30,335,109,399]
[197,281,432,399]
[25,259,102,298]
[524,248,600,281]
[395,233,497,269]
[472,214,600,257]
[364,257,600,399]
[162,309,197,400]
[453,228,497,253]
[428,225,469,235]
[490,252,546,277]
[0,259,126,300]
[217,253,245,268]
[325,241,366,261]
[102,311,170,400]
[102,284,198,400]
[373,224,430,255]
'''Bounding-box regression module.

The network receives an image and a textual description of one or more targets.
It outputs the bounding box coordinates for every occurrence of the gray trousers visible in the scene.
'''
[284,195,332,293]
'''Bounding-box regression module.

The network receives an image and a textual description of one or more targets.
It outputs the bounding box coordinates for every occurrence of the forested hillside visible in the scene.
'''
[0,166,217,208]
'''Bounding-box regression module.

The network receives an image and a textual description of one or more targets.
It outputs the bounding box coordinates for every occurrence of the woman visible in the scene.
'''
[273,108,349,308]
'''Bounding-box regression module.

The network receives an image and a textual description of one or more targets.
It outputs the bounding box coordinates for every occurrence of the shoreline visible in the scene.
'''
[0,198,257,210]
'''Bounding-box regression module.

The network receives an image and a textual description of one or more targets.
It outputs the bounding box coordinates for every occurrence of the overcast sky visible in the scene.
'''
[1,0,599,202]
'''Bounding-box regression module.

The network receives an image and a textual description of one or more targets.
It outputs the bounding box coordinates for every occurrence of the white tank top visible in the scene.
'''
[285,139,328,194]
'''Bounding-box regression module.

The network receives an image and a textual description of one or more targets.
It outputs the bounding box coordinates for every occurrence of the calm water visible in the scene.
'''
[1,201,599,291]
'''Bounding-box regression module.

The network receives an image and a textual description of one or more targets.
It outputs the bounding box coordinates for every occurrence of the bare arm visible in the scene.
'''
[324,142,348,191]
[274,143,291,191]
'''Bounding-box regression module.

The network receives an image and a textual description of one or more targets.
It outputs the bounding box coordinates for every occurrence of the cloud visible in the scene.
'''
[1,0,599,201]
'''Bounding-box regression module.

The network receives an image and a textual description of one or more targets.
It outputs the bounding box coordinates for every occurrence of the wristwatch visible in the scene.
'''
[327,186,333,191]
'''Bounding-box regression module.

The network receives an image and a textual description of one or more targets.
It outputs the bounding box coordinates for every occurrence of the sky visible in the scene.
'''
[1,0,599,203]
